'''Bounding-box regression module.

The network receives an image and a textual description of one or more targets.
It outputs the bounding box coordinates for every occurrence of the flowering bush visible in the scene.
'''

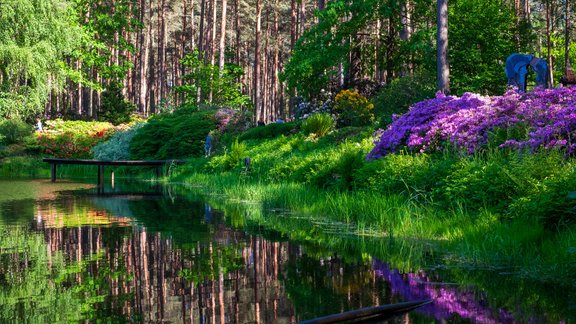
[368,86,576,159]
[333,89,374,127]
[214,108,252,133]
[293,89,334,120]
[91,122,145,160]
[36,120,115,158]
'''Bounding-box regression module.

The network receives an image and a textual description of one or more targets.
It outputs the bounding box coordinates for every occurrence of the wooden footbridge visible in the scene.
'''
[43,158,185,193]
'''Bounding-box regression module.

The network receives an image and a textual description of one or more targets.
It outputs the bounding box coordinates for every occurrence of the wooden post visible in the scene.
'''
[51,163,57,182]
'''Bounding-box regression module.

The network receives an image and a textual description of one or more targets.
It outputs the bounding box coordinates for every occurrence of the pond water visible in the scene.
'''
[0,179,573,323]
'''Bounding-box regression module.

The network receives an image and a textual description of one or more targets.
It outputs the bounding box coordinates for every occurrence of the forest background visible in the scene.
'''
[1,0,575,124]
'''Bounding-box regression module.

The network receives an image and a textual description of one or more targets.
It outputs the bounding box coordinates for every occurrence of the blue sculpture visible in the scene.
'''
[505,54,549,91]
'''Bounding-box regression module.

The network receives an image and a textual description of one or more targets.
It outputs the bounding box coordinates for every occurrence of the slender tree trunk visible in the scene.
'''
[290,0,296,50]
[219,0,227,71]
[400,0,412,76]
[235,0,241,66]
[140,0,152,115]
[299,0,306,37]
[273,0,280,118]
[255,0,262,122]
[199,0,206,59]
[546,0,554,87]
[436,0,450,94]
[159,0,167,102]
[210,0,217,67]
[564,0,571,75]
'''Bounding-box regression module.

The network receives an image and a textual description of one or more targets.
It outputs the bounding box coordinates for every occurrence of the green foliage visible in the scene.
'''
[372,72,436,126]
[238,122,299,141]
[0,0,83,119]
[333,90,374,127]
[130,108,216,160]
[448,0,516,95]
[281,0,366,98]
[175,51,251,108]
[98,83,137,125]
[223,138,248,170]
[301,113,335,138]
[0,119,34,145]
[91,122,144,160]
[35,120,115,158]
[71,0,141,88]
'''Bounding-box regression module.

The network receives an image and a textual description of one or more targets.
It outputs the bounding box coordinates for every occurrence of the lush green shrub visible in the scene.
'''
[238,122,299,141]
[35,120,115,158]
[307,143,367,190]
[333,89,374,127]
[354,151,454,202]
[130,108,216,160]
[98,83,137,125]
[301,113,335,138]
[224,138,248,170]
[372,73,436,126]
[0,119,34,145]
[91,123,145,160]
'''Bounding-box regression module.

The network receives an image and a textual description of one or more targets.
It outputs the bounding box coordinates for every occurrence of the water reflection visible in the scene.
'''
[0,180,573,323]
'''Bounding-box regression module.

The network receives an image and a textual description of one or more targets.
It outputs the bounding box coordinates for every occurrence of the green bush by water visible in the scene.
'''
[130,108,216,159]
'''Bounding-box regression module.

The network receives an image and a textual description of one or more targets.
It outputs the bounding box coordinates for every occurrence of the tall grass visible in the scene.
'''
[170,150,576,287]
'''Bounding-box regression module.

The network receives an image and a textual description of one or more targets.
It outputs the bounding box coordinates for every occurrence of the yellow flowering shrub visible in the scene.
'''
[333,89,375,127]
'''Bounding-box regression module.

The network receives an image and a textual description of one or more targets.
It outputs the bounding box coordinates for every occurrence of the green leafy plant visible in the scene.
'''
[301,113,335,138]
[0,119,34,145]
[175,51,251,108]
[372,72,436,126]
[224,137,247,170]
[130,108,216,159]
[98,82,137,125]
[238,122,298,141]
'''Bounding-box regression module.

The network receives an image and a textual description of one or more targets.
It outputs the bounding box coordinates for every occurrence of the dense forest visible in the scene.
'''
[1,0,575,125]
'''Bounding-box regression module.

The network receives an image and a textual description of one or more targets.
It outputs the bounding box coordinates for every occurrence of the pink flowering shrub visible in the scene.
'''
[368,86,576,159]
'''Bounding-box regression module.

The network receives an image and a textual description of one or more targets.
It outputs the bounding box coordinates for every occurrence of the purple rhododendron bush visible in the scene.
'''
[368,86,576,159]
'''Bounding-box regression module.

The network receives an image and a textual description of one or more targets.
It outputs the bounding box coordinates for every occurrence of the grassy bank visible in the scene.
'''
[169,125,576,287]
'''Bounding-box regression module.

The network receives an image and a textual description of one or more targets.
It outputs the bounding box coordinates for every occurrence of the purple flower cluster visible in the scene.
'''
[368,86,576,159]
[214,108,238,131]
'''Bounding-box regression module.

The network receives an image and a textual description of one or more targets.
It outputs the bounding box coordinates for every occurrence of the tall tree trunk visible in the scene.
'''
[400,0,412,76]
[299,0,306,37]
[273,0,280,118]
[159,0,167,103]
[198,0,206,59]
[210,0,217,67]
[436,0,450,94]
[219,0,228,71]
[290,0,296,50]
[235,0,241,66]
[564,0,571,75]
[139,0,151,115]
[255,0,262,122]
[545,0,554,87]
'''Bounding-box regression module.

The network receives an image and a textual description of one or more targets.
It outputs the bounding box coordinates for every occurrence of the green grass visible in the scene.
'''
[170,167,576,287]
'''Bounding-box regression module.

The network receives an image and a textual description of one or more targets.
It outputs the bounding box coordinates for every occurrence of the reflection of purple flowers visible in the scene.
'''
[368,86,576,159]
[372,259,515,323]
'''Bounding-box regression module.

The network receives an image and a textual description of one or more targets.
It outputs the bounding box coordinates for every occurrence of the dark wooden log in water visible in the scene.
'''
[298,299,432,324]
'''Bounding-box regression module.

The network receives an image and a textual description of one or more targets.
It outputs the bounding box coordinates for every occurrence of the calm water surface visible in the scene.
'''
[0,179,573,323]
